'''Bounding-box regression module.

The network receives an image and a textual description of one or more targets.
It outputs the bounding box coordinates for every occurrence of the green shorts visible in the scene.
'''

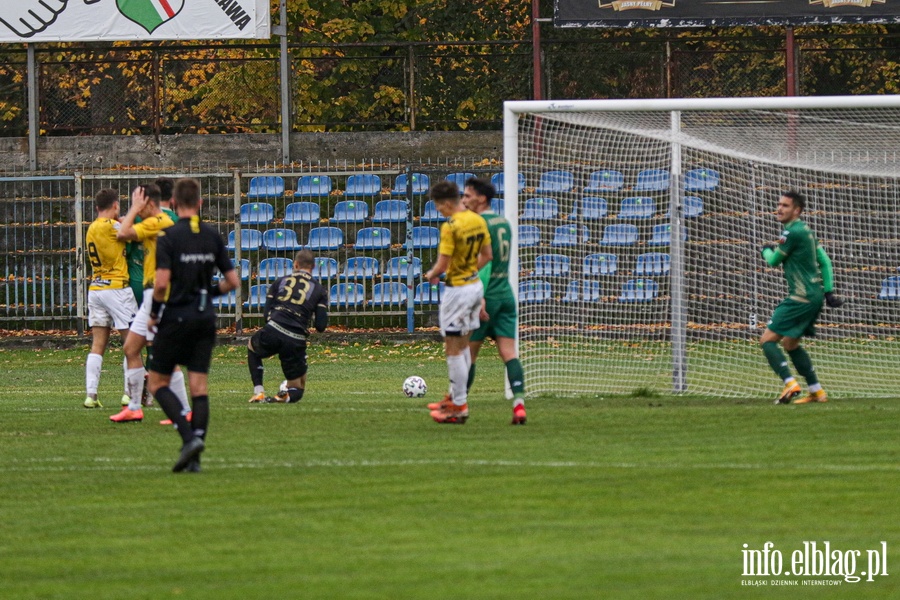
[767,297,823,339]
[471,295,517,342]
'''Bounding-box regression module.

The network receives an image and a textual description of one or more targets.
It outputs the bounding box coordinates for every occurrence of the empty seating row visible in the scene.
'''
[521,223,686,248]
[214,282,446,309]
[226,226,440,252]
[218,256,425,283]
[532,252,671,277]
[520,278,660,303]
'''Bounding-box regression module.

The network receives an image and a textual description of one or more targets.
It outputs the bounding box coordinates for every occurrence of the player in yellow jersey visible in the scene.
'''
[423,181,492,423]
[84,189,138,408]
[109,184,193,423]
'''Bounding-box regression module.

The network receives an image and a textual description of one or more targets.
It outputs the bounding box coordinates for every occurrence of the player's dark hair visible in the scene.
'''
[430,181,460,203]
[94,188,119,212]
[174,178,201,209]
[142,183,162,204]
[783,191,806,213]
[465,177,496,202]
[294,249,315,270]
[155,177,174,200]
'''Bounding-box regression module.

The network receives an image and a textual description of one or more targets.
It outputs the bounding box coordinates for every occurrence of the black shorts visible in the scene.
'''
[149,316,217,375]
[249,325,308,380]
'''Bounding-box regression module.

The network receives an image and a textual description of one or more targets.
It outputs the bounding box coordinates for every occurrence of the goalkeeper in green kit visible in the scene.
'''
[460,177,527,424]
[759,191,844,405]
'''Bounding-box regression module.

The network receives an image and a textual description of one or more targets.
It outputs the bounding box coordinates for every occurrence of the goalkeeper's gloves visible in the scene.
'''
[824,291,845,308]
[760,243,776,258]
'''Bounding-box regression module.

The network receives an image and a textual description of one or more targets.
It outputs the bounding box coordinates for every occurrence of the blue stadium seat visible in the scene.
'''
[340,256,380,280]
[420,200,447,223]
[584,170,624,193]
[491,172,525,196]
[647,224,687,247]
[535,170,574,194]
[562,279,601,303]
[283,201,321,225]
[331,200,368,223]
[519,280,552,303]
[684,168,719,192]
[408,226,440,249]
[258,257,294,281]
[294,175,333,197]
[551,224,589,247]
[384,256,422,280]
[355,227,391,250]
[490,198,505,214]
[391,173,430,197]
[243,284,268,309]
[247,176,284,199]
[226,229,262,251]
[262,228,302,251]
[414,281,445,305]
[878,276,900,300]
[521,197,559,221]
[584,253,618,276]
[216,257,251,281]
[635,252,671,276]
[568,197,608,221]
[329,283,366,308]
[619,278,659,302]
[519,225,541,248]
[345,174,382,198]
[306,227,343,251]
[239,202,275,226]
[371,199,408,223]
[213,290,237,308]
[683,196,704,218]
[617,197,655,219]
[533,254,571,278]
[370,282,408,307]
[445,172,476,191]
[312,257,339,280]
[600,224,638,247]
[634,169,669,192]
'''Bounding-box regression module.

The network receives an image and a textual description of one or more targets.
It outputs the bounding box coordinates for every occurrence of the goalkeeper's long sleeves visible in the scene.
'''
[816,245,835,293]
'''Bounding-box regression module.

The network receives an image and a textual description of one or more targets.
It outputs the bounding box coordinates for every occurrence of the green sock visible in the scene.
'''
[467,362,476,393]
[762,342,793,381]
[505,358,525,398]
[787,346,819,386]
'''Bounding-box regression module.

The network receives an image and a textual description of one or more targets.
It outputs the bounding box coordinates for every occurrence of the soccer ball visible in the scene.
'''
[279,380,289,394]
[402,376,427,398]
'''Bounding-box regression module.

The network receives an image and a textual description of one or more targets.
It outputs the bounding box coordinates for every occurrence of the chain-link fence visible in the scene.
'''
[2,32,898,137]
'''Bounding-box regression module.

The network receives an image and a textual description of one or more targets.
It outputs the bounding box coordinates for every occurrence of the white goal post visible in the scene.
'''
[503,96,900,399]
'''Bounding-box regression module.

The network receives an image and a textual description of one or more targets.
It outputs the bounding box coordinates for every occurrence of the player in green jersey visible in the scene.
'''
[760,191,844,405]
[463,177,526,424]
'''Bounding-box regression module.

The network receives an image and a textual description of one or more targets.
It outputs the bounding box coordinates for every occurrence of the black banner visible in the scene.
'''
[555,0,900,28]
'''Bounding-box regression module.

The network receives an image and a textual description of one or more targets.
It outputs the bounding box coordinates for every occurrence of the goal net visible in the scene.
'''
[503,96,900,399]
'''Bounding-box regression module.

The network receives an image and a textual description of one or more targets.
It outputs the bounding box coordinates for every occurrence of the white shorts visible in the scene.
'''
[88,288,137,330]
[439,281,484,337]
[130,290,155,341]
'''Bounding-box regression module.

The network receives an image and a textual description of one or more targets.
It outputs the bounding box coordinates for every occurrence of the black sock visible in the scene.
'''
[154,386,193,444]
[248,350,264,388]
[287,388,304,403]
[191,395,209,440]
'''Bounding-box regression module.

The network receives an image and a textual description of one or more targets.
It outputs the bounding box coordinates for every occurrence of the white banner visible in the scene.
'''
[0,0,270,42]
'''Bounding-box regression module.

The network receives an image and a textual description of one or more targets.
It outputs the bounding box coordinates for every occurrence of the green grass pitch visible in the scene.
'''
[0,340,898,599]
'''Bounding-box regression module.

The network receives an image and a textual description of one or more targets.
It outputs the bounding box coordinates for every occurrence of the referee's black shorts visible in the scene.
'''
[249,325,308,380]
[150,316,217,375]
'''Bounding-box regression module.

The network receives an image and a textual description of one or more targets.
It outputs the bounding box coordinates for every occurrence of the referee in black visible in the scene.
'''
[147,178,240,473]
[247,249,329,403]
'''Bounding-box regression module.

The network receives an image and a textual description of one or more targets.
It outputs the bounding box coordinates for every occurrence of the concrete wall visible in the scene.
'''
[0,131,504,171]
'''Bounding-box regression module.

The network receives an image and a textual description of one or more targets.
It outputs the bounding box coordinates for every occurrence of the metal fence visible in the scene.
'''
[0,162,504,333]
[1,32,898,137]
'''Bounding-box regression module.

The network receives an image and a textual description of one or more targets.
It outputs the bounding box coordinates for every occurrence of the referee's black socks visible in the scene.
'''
[155,386,194,444]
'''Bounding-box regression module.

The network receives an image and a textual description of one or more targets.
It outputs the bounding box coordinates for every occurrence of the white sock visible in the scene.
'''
[447,354,468,406]
[122,357,129,394]
[784,376,797,385]
[171,368,190,413]
[254,385,265,395]
[461,346,471,371]
[125,367,145,411]
[86,353,103,396]
[809,383,823,393]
